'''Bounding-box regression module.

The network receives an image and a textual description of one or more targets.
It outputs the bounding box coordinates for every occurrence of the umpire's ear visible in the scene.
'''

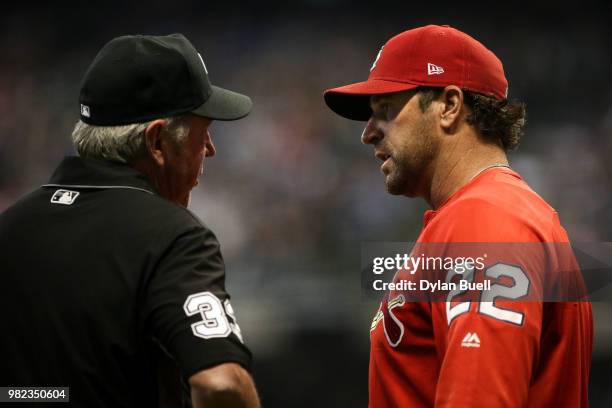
[143,119,168,166]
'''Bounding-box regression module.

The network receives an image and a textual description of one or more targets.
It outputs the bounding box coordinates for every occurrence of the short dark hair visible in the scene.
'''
[417,87,526,151]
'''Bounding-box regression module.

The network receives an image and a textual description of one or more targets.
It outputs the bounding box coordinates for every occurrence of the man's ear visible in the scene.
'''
[439,85,464,133]
[143,119,168,166]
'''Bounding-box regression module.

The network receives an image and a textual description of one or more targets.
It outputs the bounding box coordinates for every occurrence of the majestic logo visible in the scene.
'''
[427,63,445,75]
[461,332,481,348]
[50,189,80,205]
[80,104,91,118]
[370,45,384,72]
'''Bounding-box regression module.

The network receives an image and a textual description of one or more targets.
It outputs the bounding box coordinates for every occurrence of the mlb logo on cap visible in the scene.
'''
[80,104,90,118]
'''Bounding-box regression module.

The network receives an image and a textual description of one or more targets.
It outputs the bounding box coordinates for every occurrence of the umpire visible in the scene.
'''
[0,34,259,407]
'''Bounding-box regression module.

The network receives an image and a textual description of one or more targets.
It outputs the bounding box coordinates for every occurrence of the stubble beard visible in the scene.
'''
[384,118,436,198]
[384,154,418,196]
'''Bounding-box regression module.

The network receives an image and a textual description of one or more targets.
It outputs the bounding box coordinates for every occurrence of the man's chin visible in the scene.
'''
[385,175,414,197]
[385,177,404,196]
[385,185,403,196]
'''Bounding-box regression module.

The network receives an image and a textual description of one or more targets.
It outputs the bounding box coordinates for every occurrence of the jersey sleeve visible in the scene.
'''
[425,198,543,407]
[143,224,251,379]
[433,301,541,407]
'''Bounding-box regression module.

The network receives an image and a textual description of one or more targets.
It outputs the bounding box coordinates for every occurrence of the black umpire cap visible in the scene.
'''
[79,33,252,126]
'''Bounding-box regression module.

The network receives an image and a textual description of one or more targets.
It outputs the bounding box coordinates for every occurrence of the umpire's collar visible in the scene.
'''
[43,156,156,195]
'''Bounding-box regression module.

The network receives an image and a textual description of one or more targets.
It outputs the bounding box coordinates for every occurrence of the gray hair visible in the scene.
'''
[71,116,190,163]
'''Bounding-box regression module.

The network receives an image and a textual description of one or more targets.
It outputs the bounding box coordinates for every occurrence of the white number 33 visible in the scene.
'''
[183,292,244,342]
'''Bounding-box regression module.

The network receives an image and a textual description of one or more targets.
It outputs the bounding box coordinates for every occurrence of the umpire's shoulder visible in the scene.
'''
[112,188,213,238]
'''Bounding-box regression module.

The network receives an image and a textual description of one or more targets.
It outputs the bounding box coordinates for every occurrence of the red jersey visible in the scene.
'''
[369,168,593,407]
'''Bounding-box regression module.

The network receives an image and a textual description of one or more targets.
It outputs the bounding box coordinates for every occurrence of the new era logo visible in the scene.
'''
[51,189,80,205]
[427,63,445,75]
[461,332,480,348]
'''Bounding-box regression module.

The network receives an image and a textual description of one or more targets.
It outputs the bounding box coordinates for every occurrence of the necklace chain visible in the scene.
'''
[469,163,511,182]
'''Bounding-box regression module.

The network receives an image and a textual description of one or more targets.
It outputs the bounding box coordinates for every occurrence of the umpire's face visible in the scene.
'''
[142,114,216,207]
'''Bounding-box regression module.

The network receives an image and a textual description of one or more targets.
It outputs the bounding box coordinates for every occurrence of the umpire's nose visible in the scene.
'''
[205,130,216,157]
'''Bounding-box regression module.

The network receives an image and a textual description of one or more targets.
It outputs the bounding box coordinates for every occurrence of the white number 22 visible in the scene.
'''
[446,263,530,326]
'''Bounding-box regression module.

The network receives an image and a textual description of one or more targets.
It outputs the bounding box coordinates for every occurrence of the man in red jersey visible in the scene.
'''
[324,25,592,407]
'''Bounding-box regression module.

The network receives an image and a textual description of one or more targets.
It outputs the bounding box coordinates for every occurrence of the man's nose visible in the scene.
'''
[361,118,383,145]
[204,131,216,157]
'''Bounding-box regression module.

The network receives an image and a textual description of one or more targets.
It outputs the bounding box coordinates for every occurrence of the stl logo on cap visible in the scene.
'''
[370,45,384,72]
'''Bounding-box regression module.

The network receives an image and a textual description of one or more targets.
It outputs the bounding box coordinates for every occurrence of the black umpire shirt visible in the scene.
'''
[0,156,251,407]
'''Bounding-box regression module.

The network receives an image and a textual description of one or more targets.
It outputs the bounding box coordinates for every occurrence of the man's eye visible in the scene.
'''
[374,104,390,118]
[382,104,397,120]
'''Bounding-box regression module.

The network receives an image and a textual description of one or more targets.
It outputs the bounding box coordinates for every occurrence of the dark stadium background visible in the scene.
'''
[1,1,611,406]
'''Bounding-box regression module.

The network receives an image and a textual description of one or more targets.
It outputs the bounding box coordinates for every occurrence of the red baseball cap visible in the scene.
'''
[324,25,508,121]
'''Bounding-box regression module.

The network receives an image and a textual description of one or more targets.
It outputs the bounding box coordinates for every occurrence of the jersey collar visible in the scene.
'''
[43,156,156,195]
[422,167,521,228]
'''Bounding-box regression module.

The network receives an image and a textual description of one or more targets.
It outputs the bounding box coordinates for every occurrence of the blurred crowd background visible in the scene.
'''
[2,1,611,406]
